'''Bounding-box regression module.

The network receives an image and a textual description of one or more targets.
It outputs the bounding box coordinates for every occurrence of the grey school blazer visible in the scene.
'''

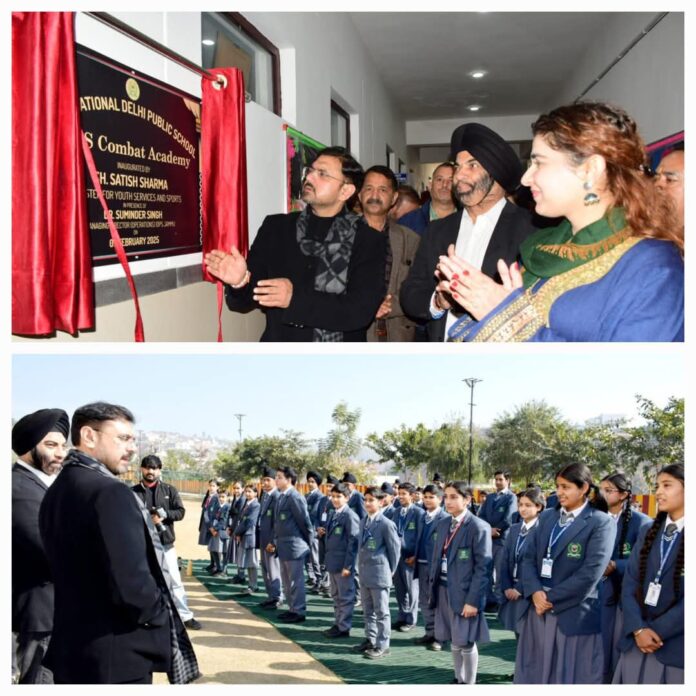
[358,512,401,589]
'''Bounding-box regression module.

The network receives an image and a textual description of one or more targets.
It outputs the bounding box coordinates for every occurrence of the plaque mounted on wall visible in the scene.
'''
[76,45,202,266]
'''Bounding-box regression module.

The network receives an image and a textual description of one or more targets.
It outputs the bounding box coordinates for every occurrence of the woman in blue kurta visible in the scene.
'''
[613,464,684,684]
[598,472,652,682]
[498,487,545,636]
[515,463,615,683]
[435,102,683,342]
[428,482,492,684]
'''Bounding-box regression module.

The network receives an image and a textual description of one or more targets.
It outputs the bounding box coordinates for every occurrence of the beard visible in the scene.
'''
[455,171,495,207]
[30,446,62,476]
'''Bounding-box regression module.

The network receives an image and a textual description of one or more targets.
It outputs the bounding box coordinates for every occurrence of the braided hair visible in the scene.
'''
[601,472,634,559]
[637,464,684,618]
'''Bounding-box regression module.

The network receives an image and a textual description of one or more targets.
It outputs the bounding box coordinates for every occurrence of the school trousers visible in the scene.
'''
[261,548,283,601]
[360,586,391,649]
[329,572,356,631]
[394,558,419,625]
[280,558,306,615]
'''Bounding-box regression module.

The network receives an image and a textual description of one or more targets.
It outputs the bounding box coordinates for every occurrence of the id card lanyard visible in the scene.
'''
[441,517,465,576]
[513,530,530,579]
[541,519,571,578]
[646,528,681,607]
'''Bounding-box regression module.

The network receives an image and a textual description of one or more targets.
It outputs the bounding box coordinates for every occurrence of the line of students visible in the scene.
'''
[201,462,683,684]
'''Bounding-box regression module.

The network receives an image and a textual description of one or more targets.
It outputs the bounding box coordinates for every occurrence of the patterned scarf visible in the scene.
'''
[520,207,630,288]
[296,206,361,342]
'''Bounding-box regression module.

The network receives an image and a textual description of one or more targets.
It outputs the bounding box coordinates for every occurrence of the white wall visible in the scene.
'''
[243,12,407,167]
[549,12,684,143]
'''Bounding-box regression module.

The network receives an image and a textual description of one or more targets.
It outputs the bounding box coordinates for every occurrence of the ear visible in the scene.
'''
[389,190,399,208]
[578,154,608,187]
[81,425,98,449]
[339,183,356,203]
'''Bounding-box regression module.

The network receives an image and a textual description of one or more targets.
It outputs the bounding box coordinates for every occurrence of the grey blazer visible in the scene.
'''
[273,487,313,561]
[357,512,401,589]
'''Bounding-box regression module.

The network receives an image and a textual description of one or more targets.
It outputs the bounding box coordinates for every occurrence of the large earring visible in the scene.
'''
[583,181,600,206]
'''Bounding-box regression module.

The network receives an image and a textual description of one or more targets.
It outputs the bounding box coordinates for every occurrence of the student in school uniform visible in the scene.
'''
[304,471,325,592]
[208,490,231,575]
[227,481,247,582]
[393,482,426,631]
[199,478,220,572]
[428,481,492,684]
[342,472,367,521]
[414,483,448,650]
[498,487,545,637]
[319,482,360,638]
[269,466,313,623]
[353,486,401,659]
[598,472,652,682]
[234,483,261,595]
[257,465,284,609]
[516,462,615,684]
[413,487,425,508]
[478,471,518,610]
[612,464,684,684]
[380,482,398,521]
[313,474,338,597]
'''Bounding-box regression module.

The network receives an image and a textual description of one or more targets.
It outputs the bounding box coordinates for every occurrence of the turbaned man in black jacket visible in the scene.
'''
[400,123,536,341]
[205,146,387,342]
[12,408,69,684]
[132,454,202,631]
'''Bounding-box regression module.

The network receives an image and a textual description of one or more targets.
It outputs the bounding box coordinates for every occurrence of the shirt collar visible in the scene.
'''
[453,510,468,524]
[15,459,57,487]
[666,514,685,532]
[461,195,506,225]
[561,499,589,518]
[522,517,539,532]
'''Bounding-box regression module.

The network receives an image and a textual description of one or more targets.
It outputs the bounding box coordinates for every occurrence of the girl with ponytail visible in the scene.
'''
[598,472,652,682]
[515,463,615,683]
[613,464,684,684]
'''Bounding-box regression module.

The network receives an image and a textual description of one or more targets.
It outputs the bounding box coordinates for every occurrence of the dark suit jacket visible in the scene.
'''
[39,455,171,683]
[12,463,53,633]
[226,211,387,341]
[399,202,535,341]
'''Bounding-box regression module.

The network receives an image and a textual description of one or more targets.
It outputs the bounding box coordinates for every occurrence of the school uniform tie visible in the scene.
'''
[664,523,678,539]
[559,511,574,527]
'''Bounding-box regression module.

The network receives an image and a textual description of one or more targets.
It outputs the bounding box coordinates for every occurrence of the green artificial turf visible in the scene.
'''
[192,560,516,684]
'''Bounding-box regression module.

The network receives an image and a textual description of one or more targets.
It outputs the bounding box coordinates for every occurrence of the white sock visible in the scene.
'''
[460,642,478,684]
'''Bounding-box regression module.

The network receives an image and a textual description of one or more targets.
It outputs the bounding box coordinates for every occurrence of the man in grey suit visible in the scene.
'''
[353,486,401,659]
[257,464,283,609]
[12,408,69,684]
[268,466,313,623]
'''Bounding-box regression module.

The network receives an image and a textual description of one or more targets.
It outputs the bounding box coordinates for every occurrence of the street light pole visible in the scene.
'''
[463,378,482,486]
[234,413,246,441]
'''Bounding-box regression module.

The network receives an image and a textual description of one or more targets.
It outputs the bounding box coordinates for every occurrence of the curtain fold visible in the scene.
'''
[12,12,94,336]
[200,68,248,341]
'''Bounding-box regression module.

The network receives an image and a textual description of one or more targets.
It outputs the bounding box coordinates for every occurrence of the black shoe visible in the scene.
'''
[184,618,202,630]
[259,599,279,609]
[323,626,350,638]
[391,620,405,630]
[484,601,500,613]
[414,634,435,645]
[428,640,443,651]
[280,612,306,624]
[237,587,256,596]
[350,639,375,653]
[398,623,415,632]
[364,647,390,660]
[231,575,246,585]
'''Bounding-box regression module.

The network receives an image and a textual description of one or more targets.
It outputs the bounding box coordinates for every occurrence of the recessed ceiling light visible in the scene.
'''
[468,105,481,112]
[470,70,486,79]
[202,39,215,46]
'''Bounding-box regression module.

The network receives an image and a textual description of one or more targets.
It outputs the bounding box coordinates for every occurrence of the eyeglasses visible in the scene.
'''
[92,428,136,444]
[302,165,347,185]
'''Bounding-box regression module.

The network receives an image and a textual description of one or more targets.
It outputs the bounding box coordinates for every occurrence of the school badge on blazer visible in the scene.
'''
[458,549,470,560]
[567,542,583,559]
[280,513,287,520]
[334,526,343,535]
[622,542,632,556]
[408,522,416,530]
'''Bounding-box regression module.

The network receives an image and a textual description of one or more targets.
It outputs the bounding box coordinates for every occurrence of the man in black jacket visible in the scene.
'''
[204,146,387,341]
[11,408,69,684]
[132,455,202,631]
[400,123,535,341]
[39,402,199,684]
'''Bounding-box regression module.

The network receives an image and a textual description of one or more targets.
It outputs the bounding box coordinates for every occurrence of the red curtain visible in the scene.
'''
[200,68,248,341]
[12,12,94,336]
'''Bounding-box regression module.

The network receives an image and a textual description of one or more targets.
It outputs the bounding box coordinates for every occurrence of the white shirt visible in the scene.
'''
[561,499,589,520]
[522,517,539,533]
[15,459,57,488]
[429,197,507,339]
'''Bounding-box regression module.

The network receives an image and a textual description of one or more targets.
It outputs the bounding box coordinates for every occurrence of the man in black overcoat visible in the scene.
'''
[205,146,387,342]
[400,123,536,341]
[39,402,199,684]
[12,408,69,684]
